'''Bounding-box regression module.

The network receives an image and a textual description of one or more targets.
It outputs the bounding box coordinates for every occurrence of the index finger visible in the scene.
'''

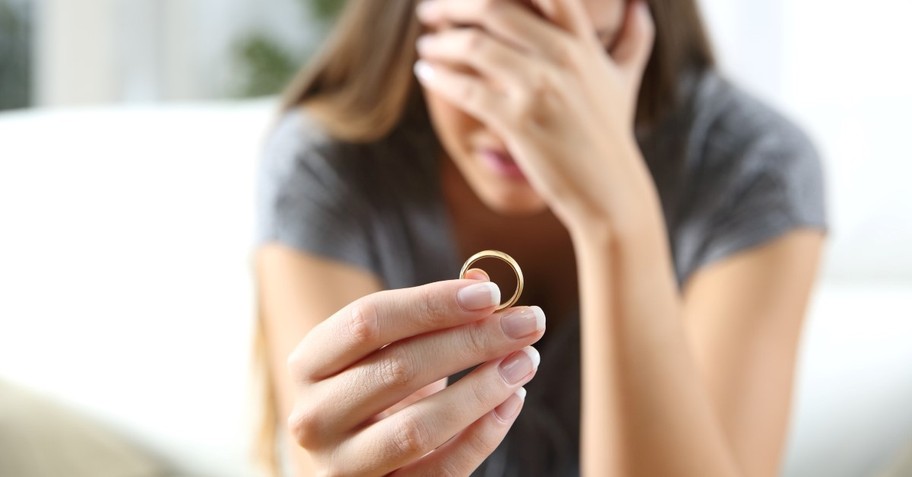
[290,278,501,381]
[417,0,574,64]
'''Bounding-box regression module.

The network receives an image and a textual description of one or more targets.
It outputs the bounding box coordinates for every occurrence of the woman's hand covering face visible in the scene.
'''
[416,0,656,233]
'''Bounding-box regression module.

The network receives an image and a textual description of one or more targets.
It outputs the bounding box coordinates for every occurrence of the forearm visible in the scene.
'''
[573,200,740,477]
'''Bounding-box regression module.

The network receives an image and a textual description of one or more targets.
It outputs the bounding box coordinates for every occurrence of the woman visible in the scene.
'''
[253,0,827,475]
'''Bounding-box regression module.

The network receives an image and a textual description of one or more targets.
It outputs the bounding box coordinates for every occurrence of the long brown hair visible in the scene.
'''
[253,0,715,473]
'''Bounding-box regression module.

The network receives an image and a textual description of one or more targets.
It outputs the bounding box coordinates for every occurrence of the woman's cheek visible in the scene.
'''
[422,88,549,216]
[423,89,481,161]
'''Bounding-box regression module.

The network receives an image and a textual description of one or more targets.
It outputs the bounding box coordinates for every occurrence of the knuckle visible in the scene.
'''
[286,345,305,374]
[478,0,497,14]
[347,300,380,346]
[512,92,537,118]
[459,81,481,105]
[437,461,464,477]
[287,337,318,382]
[482,4,510,34]
[392,412,433,456]
[554,37,582,67]
[488,0,508,17]
[467,371,499,408]
[287,403,322,449]
[529,69,555,96]
[457,80,474,103]
[465,422,498,460]
[459,322,492,361]
[513,70,557,120]
[375,352,415,389]
[463,30,485,51]
[315,467,346,477]
[414,285,448,326]
[440,465,463,477]
[326,466,354,477]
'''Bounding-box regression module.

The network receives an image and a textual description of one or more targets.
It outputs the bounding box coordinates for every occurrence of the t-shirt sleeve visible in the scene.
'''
[254,113,377,274]
[696,118,828,271]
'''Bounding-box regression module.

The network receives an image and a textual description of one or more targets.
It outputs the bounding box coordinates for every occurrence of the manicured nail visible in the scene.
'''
[414,60,434,82]
[494,387,526,421]
[457,282,500,310]
[499,347,539,384]
[501,306,546,339]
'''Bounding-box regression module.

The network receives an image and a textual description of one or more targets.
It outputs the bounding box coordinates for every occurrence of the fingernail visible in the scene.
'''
[499,347,539,385]
[493,387,526,421]
[457,282,500,310]
[501,306,546,339]
[414,60,434,82]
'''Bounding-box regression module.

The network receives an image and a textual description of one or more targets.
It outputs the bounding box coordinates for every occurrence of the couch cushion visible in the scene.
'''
[0,379,169,477]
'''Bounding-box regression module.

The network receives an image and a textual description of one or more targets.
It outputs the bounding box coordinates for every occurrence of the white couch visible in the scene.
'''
[1,100,910,477]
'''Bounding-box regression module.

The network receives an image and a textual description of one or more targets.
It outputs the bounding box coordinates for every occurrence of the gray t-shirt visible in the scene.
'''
[255,70,826,476]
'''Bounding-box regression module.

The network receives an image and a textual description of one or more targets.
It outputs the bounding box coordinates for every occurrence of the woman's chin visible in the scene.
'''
[477,186,549,217]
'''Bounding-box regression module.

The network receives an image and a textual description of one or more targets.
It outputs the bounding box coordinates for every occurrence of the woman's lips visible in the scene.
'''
[479,149,527,181]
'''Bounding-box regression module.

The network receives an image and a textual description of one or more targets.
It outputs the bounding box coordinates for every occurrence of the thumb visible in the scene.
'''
[463,268,491,281]
[612,0,655,78]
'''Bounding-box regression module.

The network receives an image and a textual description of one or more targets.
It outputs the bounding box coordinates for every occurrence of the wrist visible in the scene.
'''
[568,203,668,268]
[553,135,660,240]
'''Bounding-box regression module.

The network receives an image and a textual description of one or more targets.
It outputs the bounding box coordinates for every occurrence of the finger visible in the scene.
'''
[463,268,490,281]
[417,28,547,92]
[416,0,575,64]
[290,278,501,381]
[337,347,541,476]
[532,0,597,41]
[373,378,448,422]
[297,307,545,442]
[418,28,549,94]
[611,0,655,79]
[389,388,526,476]
[414,60,511,133]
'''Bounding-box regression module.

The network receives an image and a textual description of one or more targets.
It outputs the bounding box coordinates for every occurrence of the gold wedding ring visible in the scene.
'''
[459,250,524,311]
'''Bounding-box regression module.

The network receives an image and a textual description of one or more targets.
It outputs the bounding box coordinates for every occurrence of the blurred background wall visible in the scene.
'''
[0,0,332,107]
[5,0,912,153]
[704,0,912,282]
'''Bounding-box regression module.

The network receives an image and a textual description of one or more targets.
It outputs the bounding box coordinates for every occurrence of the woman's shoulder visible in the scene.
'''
[686,70,819,171]
[255,105,455,289]
[261,107,350,174]
[259,106,398,209]
[261,106,437,187]
[654,69,827,285]
[693,71,824,212]
[643,68,824,200]
[255,107,383,279]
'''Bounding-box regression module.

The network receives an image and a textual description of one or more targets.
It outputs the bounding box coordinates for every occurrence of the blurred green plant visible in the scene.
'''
[0,0,31,110]
[233,0,345,97]
[311,0,344,20]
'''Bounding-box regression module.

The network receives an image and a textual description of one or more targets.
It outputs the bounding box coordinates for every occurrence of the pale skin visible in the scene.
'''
[256,0,825,475]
